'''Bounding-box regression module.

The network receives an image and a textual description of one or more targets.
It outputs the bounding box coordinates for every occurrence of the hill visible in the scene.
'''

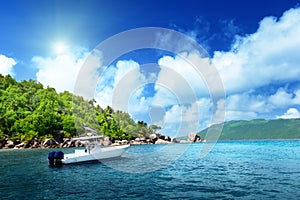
[198,118,300,140]
[0,74,158,143]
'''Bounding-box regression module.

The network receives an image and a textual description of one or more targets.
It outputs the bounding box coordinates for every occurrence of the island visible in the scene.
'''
[1,74,299,149]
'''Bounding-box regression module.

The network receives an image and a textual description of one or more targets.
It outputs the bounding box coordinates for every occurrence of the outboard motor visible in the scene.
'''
[54,151,64,166]
[48,150,64,167]
[48,151,55,166]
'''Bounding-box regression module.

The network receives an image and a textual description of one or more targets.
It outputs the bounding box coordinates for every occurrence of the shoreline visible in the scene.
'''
[0,132,202,149]
[1,138,299,151]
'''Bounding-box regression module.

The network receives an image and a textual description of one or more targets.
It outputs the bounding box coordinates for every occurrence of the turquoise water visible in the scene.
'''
[1,140,300,199]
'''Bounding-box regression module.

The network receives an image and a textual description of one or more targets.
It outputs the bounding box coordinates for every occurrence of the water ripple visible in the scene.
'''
[1,140,300,199]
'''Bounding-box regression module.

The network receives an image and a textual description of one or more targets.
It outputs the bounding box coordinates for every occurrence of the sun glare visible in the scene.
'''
[53,42,68,54]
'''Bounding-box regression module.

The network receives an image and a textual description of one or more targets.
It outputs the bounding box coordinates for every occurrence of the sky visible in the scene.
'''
[1,0,300,137]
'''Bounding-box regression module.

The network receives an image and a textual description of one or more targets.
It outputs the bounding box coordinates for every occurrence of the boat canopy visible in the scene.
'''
[71,136,104,141]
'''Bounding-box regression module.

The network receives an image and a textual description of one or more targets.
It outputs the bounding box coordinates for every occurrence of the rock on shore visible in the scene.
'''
[187,132,202,142]
[128,134,177,145]
[0,132,204,149]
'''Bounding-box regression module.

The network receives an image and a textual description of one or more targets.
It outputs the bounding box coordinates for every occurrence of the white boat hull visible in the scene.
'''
[62,144,129,164]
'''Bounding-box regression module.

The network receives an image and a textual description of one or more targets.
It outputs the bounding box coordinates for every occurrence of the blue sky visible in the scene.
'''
[1,0,300,136]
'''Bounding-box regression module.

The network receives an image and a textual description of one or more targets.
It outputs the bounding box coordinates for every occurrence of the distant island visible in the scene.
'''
[198,118,300,140]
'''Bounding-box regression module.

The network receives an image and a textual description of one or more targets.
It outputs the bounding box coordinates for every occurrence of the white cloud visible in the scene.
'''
[148,52,219,134]
[213,7,300,94]
[269,88,294,107]
[74,49,102,99]
[226,92,268,113]
[200,7,300,122]
[277,108,300,119]
[95,60,147,109]
[0,54,16,76]
[269,88,300,107]
[223,86,300,121]
[159,98,214,136]
[225,110,258,121]
[32,48,93,93]
[156,52,214,102]
[224,92,264,121]
[106,53,220,135]
[152,85,179,108]
[33,6,299,133]
[145,7,300,126]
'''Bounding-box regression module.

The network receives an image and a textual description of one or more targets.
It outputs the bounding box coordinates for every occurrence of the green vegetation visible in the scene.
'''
[0,74,159,143]
[198,118,300,140]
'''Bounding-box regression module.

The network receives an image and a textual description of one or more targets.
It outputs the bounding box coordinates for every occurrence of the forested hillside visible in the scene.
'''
[198,118,300,140]
[0,74,157,143]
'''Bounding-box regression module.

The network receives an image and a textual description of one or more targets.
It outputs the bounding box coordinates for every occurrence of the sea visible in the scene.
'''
[1,140,300,199]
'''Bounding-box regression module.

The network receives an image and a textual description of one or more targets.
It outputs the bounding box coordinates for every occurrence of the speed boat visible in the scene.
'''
[62,144,130,164]
[48,136,129,166]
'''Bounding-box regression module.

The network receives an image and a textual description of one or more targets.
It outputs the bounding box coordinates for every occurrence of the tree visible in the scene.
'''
[0,74,155,143]
[149,124,161,133]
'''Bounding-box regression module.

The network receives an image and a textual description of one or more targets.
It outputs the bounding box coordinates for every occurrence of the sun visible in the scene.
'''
[53,42,68,54]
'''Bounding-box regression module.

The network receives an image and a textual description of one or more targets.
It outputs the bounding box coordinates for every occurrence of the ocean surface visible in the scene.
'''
[1,140,300,199]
